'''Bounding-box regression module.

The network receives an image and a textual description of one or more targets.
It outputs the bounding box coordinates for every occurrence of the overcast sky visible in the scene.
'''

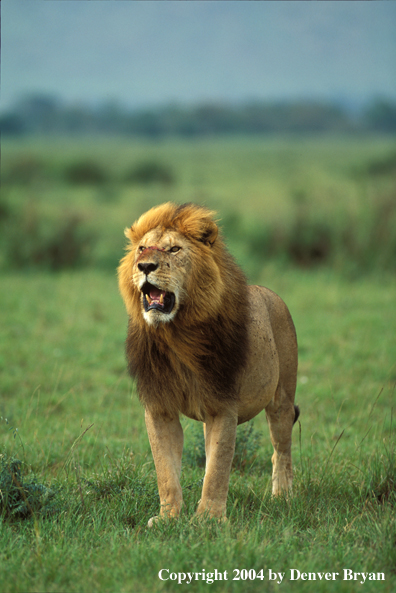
[2,0,396,110]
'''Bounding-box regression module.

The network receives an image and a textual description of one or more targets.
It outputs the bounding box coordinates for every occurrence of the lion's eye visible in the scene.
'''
[139,246,146,252]
[169,246,181,253]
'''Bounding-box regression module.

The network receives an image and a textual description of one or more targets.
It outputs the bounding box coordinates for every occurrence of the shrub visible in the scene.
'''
[183,424,206,468]
[286,218,333,267]
[124,161,175,185]
[365,151,396,177]
[3,155,46,185]
[184,421,261,472]
[0,201,95,270]
[223,186,396,273]
[0,454,57,519]
[64,160,108,185]
[233,422,262,471]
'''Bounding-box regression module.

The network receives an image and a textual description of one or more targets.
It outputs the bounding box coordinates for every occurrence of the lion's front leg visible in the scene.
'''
[196,411,238,519]
[145,409,184,526]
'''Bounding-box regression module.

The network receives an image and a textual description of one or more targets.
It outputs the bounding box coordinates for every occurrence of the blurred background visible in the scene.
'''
[1,0,396,275]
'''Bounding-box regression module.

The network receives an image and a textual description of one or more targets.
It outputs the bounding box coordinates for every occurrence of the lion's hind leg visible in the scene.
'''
[265,385,298,496]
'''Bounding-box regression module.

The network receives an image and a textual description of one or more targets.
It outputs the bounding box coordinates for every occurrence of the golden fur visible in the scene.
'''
[118,202,249,420]
[118,202,299,523]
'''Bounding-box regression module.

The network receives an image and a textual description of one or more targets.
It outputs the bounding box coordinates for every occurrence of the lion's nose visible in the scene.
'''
[138,262,158,275]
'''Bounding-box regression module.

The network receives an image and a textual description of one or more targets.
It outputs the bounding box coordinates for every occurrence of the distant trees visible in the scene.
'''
[1,94,396,136]
[364,99,396,133]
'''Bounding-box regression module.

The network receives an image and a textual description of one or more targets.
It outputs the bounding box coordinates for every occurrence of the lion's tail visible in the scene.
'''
[293,405,300,425]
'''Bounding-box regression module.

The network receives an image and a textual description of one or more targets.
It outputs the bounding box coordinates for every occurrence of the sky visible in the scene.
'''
[1,0,396,111]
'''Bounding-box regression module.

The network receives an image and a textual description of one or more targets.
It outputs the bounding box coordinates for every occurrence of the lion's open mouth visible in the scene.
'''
[141,282,175,314]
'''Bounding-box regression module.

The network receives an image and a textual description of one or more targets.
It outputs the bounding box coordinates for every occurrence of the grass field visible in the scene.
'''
[1,136,395,592]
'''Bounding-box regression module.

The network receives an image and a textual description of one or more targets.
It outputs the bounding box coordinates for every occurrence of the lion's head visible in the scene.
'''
[118,202,236,328]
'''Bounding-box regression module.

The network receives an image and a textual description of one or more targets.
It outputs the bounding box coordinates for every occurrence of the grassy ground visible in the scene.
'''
[1,136,395,592]
[1,268,395,592]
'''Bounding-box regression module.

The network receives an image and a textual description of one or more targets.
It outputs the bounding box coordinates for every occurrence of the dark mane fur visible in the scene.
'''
[120,203,249,420]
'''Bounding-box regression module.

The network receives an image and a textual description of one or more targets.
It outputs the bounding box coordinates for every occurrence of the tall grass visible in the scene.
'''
[1,136,395,274]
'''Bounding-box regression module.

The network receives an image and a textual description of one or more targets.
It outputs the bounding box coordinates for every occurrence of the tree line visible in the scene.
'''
[1,95,396,136]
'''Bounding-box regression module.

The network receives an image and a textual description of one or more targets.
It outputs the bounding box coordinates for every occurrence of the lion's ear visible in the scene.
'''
[199,219,218,246]
[124,225,138,244]
[174,204,218,246]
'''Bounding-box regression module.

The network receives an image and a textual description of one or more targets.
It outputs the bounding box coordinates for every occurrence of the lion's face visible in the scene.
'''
[132,228,193,326]
[118,202,228,329]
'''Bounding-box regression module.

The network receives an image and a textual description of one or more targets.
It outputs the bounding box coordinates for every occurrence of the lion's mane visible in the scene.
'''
[118,203,249,420]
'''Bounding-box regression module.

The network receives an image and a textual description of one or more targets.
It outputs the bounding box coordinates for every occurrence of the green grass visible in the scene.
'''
[0,136,395,592]
[0,268,395,593]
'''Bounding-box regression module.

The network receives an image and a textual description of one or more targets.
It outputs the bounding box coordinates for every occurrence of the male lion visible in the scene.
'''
[118,202,299,525]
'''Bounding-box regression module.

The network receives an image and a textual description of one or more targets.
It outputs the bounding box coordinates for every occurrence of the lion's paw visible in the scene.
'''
[147,514,179,528]
[147,515,160,528]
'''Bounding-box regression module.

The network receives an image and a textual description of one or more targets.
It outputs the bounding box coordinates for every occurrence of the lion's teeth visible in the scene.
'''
[159,293,164,304]
[146,295,152,305]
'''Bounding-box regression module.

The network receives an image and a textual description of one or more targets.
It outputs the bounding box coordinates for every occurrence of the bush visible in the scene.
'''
[3,155,46,185]
[124,161,175,185]
[233,422,262,471]
[0,453,57,519]
[223,186,396,273]
[365,151,396,177]
[286,191,333,267]
[0,201,95,270]
[64,160,108,185]
[184,421,261,472]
